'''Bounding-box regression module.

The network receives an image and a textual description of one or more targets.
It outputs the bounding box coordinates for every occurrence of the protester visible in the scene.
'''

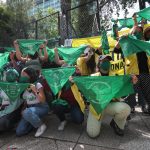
[52,67,84,131]
[16,67,49,137]
[113,13,150,114]
[0,69,22,132]
[86,55,138,138]
[77,46,96,76]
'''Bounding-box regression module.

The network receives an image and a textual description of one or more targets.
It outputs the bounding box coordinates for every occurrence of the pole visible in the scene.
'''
[139,0,146,10]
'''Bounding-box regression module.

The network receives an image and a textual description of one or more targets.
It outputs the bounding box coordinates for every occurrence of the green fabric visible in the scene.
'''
[47,45,87,65]
[118,17,141,28]
[19,76,30,83]
[0,98,24,117]
[100,61,110,71]
[74,75,134,114]
[119,35,150,57]
[101,28,110,54]
[0,52,9,69]
[52,98,69,106]
[137,7,150,21]
[133,31,143,40]
[112,17,142,29]
[42,67,75,95]
[4,47,15,52]
[17,39,45,55]
[6,69,19,82]
[111,23,118,40]
[0,82,29,101]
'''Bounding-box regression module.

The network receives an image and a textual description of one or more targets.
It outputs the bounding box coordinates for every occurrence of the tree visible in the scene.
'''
[6,0,34,39]
[0,6,13,46]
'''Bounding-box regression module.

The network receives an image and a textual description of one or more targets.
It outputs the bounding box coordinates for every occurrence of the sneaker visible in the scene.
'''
[35,124,47,137]
[127,115,131,121]
[110,119,124,136]
[58,120,67,131]
[131,107,135,113]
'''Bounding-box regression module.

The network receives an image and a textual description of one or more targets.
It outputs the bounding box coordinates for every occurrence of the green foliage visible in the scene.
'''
[34,7,59,39]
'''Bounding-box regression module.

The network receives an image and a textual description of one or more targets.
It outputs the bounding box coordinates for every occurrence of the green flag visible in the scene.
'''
[137,7,150,21]
[101,28,110,54]
[119,35,150,57]
[42,67,75,95]
[118,17,141,29]
[0,82,29,101]
[0,52,9,69]
[17,39,45,55]
[74,75,134,114]
[4,47,15,52]
[47,45,87,65]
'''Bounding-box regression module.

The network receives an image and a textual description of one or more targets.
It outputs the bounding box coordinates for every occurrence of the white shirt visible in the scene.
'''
[23,82,43,105]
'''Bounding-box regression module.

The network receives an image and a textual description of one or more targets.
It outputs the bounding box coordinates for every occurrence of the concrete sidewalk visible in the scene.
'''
[0,108,150,150]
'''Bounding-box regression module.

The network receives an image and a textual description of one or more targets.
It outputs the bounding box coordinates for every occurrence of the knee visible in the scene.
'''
[22,109,32,119]
[117,103,131,119]
[73,114,84,124]
[16,126,24,137]
[86,112,101,138]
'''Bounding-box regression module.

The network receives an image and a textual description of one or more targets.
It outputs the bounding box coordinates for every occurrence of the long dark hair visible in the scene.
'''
[23,67,39,83]
[86,48,96,74]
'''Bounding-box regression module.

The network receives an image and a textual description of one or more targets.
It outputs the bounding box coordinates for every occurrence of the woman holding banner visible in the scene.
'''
[16,67,49,137]
[86,55,138,138]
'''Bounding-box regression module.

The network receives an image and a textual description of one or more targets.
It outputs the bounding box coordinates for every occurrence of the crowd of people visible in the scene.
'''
[0,12,150,139]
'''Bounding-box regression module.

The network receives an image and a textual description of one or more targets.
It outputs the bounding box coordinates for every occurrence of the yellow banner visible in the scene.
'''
[109,59,125,76]
[72,29,130,48]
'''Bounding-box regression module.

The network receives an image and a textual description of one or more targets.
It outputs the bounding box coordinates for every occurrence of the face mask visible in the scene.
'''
[19,76,30,83]
[99,61,110,71]
[133,32,143,40]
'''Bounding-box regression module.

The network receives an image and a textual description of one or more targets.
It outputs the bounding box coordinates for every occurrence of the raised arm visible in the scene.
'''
[54,47,66,66]
[39,41,48,62]
[13,40,28,63]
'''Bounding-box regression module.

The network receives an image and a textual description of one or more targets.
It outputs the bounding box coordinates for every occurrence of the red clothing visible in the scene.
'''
[60,88,77,105]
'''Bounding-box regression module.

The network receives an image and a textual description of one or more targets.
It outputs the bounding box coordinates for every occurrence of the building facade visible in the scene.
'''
[30,0,61,16]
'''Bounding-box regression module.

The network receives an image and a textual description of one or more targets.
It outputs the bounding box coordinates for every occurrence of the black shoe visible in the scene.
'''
[110,119,124,136]
[131,107,135,113]
[127,115,131,121]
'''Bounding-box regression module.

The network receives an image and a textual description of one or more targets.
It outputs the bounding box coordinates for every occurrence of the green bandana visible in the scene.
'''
[19,76,30,83]
[100,61,110,71]
[0,82,29,101]
[133,32,143,40]
[74,75,134,114]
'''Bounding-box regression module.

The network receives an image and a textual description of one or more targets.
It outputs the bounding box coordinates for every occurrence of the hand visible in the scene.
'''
[44,40,48,46]
[13,40,19,47]
[132,13,137,20]
[131,75,138,84]
[54,47,58,52]
[30,84,37,93]
[69,76,74,83]
[40,44,45,49]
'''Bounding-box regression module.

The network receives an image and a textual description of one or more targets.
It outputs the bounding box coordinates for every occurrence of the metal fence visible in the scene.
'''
[1,0,101,47]
[66,0,100,39]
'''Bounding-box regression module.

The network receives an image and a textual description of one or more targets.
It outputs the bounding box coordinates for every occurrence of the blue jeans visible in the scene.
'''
[52,104,84,124]
[16,103,49,136]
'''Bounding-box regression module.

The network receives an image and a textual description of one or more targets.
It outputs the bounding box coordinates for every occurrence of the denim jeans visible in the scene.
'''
[52,104,84,124]
[16,102,49,136]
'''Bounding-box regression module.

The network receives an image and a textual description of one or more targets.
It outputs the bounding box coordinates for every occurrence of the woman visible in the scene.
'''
[52,68,84,131]
[77,46,96,76]
[0,69,22,132]
[16,67,49,137]
[86,55,137,138]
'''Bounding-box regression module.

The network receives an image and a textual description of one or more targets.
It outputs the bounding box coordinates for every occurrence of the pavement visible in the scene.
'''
[0,107,150,150]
